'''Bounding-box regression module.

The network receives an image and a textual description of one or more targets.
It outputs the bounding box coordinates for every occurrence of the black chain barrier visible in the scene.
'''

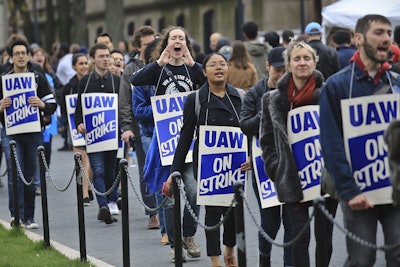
[9,143,400,266]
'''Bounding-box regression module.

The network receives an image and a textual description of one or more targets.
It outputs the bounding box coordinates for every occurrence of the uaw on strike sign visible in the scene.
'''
[151,92,193,166]
[341,95,399,205]
[252,136,281,209]
[287,105,323,202]
[65,94,85,147]
[197,126,247,207]
[2,73,41,135]
[82,93,118,153]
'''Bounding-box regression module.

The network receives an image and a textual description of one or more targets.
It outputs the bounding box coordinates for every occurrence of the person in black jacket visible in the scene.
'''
[240,46,292,267]
[305,22,339,80]
[164,53,249,267]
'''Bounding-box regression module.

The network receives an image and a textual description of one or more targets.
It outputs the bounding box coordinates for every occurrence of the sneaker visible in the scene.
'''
[148,214,160,229]
[160,234,169,245]
[22,220,39,229]
[97,207,117,224]
[170,247,187,263]
[108,202,120,215]
[35,187,41,196]
[10,217,22,227]
[183,236,201,258]
[83,197,91,207]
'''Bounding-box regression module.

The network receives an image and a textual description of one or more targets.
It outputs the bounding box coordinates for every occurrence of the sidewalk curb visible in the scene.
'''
[0,219,115,267]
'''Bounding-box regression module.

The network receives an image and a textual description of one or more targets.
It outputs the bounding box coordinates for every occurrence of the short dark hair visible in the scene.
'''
[132,26,156,48]
[242,21,258,40]
[8,39,29,57]
[89,42,109,58]
[264,31,280,48]
[95,32,113,44]
[282,30,294,44]
[110,49,124,58]
[332,30,351,46]
[394,25,400,45]
[355,14,391,35]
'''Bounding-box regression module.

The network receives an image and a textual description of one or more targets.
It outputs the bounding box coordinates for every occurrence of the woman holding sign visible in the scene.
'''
[259,40,337,267]
[164,52,249,267]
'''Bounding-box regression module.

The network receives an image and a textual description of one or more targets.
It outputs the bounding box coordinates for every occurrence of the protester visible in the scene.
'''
[131,26,205,262]
[320,14,400,266]
[131,37,168,244]
[60,53,93,206]
[119,25,159,229]
[75,43,120,224]
[209,32,222,53]
[260,40,337,267]
[242,21,270,79]
[95,32,114,51]
[331,29,356,69]
[0,38,57,229]
[227,40,258,91]
[164,52,247,267]
[264,31,280,48]
[305,22,339,80]
[240,46,292,267]
[281,30,294,47]
[110,49,125,76]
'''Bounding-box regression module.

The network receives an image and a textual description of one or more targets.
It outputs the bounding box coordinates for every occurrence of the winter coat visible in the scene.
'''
[227,61,258,91]
[244,41,270,79]
[259,70,324,203]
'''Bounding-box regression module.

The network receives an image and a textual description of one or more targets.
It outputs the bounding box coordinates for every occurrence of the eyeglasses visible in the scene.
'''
[205,62,228,68]
[13,51,27,57]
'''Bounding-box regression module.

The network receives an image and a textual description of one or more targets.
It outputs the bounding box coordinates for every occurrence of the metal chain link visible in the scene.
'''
[176,177,235,232]
[11,144,38,186]
[77,156,120,197]
[125,165,169,212]
[242,189,314,248]
[39,150,75,192]
[315,201,400,252]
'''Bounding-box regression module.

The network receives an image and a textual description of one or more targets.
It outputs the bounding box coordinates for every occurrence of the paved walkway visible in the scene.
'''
[0,135,387,266]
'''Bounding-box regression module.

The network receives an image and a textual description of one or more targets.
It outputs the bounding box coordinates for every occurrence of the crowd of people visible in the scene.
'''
[0,13,400,267]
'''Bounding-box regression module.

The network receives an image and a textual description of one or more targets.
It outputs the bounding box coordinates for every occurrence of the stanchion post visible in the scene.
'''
[313,197,327,267]
[234,182,246,267]
[74,153,87,262]
[120,159,130,267]
[171,171,183,267]
[10,141,20,227]
[38,146,50,248]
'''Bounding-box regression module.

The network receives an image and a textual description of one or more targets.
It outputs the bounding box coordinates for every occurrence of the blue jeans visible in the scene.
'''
[138,135,157,216]
[164,163,199,248]
[88,150,119,208]
[4,130,42,222]
[155,189,166,235]
[252,173,292,266]
[340,200,400,267]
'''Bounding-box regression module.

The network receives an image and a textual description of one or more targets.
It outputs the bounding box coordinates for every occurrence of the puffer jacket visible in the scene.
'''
[259,70,324,203]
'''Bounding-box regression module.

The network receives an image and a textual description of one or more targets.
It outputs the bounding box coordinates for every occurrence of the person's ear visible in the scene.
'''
[354,33,364,47]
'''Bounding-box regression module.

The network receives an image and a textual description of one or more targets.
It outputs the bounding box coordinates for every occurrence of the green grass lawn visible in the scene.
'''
[0,224,93,267]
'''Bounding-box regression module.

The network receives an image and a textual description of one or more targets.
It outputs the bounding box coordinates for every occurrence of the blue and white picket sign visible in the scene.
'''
[341,95,400,205]
[287,105,323,202]
[66,94,85,147]
[151,92,193,166]
[197,125,248,207]
[252,136,282,208]
[82,93,118,153]
[2,73,41,135]
[117,135,125,159]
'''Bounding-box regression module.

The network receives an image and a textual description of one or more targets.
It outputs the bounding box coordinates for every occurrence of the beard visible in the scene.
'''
[363,39,388,64]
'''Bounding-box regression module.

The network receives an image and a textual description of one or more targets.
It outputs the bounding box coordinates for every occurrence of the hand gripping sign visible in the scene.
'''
[2,73,41,135]
[82,93,118,153]
[252,136,282,209]
[197,125,248,207]
[65,94,85,146]
[287,105,323,203]
[341,94,400,205]
[151,92,193,166]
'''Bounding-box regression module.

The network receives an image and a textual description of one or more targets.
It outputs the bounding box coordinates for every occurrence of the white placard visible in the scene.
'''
[65,94,85,146]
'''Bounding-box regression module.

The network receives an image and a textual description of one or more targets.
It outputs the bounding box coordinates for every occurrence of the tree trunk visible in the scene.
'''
[45,0,55,52]
[57,0,71,44]
[105,0,124,49]
[71,0,87,46]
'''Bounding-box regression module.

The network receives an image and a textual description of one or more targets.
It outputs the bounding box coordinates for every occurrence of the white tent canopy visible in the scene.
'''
[322,0,400,38]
